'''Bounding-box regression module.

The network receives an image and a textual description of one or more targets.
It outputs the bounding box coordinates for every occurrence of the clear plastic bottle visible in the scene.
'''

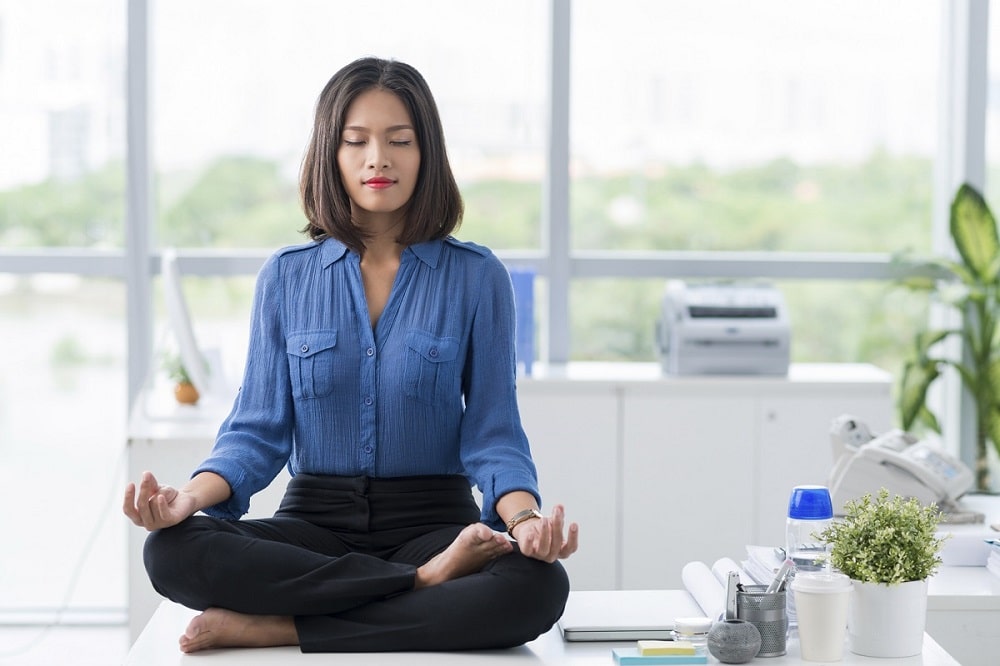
[785,485,833,572]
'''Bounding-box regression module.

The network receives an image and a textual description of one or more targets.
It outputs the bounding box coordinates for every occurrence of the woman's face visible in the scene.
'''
[337,88,421,224]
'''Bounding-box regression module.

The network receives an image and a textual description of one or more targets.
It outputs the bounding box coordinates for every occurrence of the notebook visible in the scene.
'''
[558,589,706,642]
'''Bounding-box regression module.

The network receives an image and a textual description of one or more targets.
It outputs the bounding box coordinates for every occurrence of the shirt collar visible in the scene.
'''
[408,239,443,268]
[319,238,349,268]
[318,237,444,269]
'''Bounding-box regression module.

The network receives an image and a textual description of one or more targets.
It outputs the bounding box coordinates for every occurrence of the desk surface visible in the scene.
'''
[127,599,959,665]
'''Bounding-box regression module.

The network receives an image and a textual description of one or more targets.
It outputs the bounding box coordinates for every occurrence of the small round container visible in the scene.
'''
[673,616,713,654]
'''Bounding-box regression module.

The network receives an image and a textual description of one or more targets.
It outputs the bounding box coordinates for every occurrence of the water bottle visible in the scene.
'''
[786,485,833,572]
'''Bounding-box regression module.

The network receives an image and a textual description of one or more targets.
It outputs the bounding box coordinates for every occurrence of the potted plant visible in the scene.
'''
[897,182,1000,492]
[162,352,200,405]
[817,488,946,658]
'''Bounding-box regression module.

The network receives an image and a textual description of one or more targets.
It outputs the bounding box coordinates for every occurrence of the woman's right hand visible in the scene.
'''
[123,470,198,531]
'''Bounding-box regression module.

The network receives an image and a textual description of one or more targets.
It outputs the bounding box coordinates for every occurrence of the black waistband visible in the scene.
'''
[276,474,480,532]
[286,474,472,495]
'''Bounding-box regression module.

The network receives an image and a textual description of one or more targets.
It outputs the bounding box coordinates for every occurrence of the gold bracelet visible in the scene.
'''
[505,508,543,539]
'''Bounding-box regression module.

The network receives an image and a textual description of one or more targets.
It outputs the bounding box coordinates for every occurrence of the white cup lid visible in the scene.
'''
[674,616,713,633]
[791,571,852,593]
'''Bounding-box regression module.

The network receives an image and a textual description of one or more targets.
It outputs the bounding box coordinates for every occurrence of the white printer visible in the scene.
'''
[655,280,791,376]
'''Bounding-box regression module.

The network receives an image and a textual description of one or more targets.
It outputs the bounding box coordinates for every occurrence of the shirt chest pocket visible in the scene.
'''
[404,330,460,406]
[286,330,338,400]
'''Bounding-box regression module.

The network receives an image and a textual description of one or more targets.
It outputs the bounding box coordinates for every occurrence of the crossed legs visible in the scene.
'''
[144,516,568,653]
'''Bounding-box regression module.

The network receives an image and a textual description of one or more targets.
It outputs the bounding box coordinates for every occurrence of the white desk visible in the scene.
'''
[924,493,1000,666]
[126,598,959,665]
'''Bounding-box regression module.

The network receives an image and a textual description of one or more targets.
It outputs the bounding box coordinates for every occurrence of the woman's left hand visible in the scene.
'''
[512,504,578,563]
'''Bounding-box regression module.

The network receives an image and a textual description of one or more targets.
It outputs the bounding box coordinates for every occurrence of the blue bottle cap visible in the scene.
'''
[788,485,833,520]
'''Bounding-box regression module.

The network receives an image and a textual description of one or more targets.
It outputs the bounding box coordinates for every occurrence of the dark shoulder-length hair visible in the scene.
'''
[299,57,464,253]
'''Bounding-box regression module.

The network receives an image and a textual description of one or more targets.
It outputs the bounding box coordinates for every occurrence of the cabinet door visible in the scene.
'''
[755,391,892,548]
[518,386,619,590]
[621,391,755,589]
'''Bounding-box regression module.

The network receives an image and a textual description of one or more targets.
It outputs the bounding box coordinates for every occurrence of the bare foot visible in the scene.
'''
[179,607,298,653]
[415,523,513,589]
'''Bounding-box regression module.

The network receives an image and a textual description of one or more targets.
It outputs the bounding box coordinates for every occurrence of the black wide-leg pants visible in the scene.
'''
[143,474,570,652]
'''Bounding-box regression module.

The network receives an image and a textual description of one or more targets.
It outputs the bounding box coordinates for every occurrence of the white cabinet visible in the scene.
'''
[621,391,757,589]
[521,363,893,591]
[517,383,619,590]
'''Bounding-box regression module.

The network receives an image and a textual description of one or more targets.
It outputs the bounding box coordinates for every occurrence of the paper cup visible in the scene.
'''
[792,572,852,662]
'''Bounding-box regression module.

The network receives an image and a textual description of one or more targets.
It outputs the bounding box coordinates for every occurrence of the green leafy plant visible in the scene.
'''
[818,488,945,584]
[161,351,193,385]
[897,182,1000,491]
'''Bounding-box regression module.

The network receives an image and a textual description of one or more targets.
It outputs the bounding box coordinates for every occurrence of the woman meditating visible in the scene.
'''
[123,56,578,653]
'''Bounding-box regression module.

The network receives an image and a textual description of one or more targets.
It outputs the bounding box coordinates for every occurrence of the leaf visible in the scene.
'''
[898,361,940,430]
[954,363,978,394]
[987,408,1000,457]
[988,359,1000,398]
[914,329,953,354]
[898,275,938,292]
[917,405,941,434]
[821,489,944,583]
[951,183,1000,282]
[894,257,961,289]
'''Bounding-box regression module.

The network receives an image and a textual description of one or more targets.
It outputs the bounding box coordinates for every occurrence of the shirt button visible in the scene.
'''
[364,445,373,454]
[429,347,438,358]
[366,347,374,357]
[364,396,373,406]
[300,344,309,353]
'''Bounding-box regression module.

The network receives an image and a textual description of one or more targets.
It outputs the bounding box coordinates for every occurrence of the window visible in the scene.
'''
[0,277,127,616]
[152,0,547,252]
[987,5,1000,208]
[0,0,125,248]
[0,0,127,619]
[568,0,939,366]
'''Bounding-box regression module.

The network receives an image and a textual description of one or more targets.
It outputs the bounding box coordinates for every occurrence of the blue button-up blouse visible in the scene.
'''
[194,236,539,530]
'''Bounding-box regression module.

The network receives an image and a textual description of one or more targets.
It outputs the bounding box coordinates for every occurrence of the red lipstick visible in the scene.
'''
[365,177,394,189]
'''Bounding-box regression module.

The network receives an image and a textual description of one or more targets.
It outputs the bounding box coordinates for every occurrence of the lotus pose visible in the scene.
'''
[123,56,577,654]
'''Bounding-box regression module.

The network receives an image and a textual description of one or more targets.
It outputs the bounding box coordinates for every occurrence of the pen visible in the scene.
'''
[766,558,795,594]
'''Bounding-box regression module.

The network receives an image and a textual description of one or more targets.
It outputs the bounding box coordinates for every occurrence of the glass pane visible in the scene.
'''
[0,0,126,248]
[987,8,1000,208]
[152,0,546,251]
[570,0,937,253]
[570,278,927,379]
[0,277,127,613]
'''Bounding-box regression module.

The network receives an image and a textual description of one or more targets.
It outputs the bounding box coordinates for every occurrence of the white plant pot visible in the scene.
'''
[847,579,928,658]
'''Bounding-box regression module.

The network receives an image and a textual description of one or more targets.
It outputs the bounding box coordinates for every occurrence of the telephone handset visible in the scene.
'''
[828,415,975,515]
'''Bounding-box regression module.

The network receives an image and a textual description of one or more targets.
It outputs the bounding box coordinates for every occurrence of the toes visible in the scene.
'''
[468,523,495,542]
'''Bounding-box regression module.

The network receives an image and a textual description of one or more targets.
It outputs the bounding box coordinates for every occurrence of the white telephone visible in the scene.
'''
[828,415,975,516]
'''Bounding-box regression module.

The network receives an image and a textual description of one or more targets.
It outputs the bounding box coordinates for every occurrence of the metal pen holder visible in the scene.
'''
[737,585,787,657]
